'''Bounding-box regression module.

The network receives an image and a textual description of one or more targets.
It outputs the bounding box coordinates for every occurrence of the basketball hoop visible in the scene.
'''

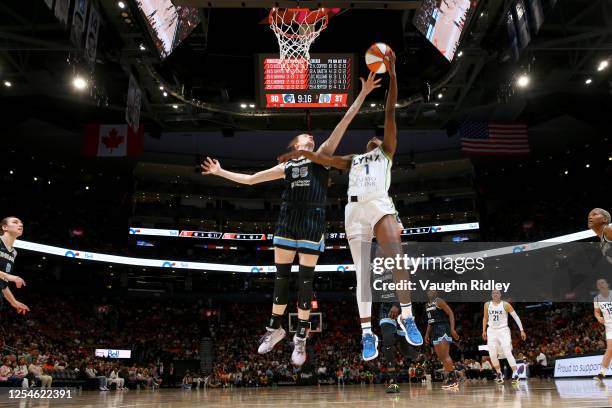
[269,8,329,74]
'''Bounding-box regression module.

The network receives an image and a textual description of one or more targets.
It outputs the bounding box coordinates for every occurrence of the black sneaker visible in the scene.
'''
[386,383,400,393]
[594,373,605,382]
[495,372,504,384]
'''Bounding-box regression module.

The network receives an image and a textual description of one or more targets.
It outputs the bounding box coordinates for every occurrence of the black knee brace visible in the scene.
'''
[297,265,315,310]
[273,263,292,305]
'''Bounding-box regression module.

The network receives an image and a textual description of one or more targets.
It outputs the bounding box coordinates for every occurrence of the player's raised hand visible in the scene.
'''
[201,157,221,175]
[520,330,527,341]
[359,71,382,95]
[12,300,30,315]
[277,150,304,163]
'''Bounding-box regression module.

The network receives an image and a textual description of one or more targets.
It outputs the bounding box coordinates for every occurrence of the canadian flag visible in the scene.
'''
[83,124,144,157]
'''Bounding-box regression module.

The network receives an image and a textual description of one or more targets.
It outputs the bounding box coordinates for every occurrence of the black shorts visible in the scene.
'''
[273,204,325,255]
[430,322,452,345]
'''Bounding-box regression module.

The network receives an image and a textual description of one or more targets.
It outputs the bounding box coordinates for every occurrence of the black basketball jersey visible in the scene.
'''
[426,298,449,325]
[0,238,16,290]
[281,157,329,207]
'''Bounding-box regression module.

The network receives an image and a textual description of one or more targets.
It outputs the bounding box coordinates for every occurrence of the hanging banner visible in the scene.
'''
[85,5,100,69]
[126,74,142,133]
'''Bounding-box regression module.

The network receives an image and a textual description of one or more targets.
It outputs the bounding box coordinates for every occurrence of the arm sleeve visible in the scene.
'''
[509,310,524,331]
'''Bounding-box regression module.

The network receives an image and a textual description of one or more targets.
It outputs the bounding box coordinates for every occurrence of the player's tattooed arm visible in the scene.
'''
[317,72,381,156]
[201,157,285,185]
[277,150,352,171]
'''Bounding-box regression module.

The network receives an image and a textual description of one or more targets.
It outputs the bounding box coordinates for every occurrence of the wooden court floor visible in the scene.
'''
[1,379,611,407]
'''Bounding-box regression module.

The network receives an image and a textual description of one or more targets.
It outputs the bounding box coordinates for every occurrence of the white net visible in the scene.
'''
[269,8,329,74]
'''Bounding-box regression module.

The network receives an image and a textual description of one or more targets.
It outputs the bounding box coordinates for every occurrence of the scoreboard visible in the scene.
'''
[256,54,356,109]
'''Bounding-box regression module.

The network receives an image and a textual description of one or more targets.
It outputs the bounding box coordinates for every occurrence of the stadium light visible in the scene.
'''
[370,103,376,107]
[117,1,126,9]
[240,103,247,108]
[139,43,146,51]
[585,78,592,85]
[437,93,443,99]
[516,74,530,88]
[457,51,463,57]
[162,91,168,97]
[249,103,255,108]
[172,104,178,109]
[159,85,164,90]
[72,76,88,90]
[597,60,609,71]
[564,170,568,175]
[3,80,12,88]
[9,170,13,175]
[435,103,439,107]
[585,164,590,168]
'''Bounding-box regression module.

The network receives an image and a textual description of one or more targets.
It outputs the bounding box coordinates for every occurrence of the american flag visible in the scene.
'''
[460,122,529,155]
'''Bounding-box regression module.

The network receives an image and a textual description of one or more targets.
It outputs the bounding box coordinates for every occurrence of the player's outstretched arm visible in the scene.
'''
[201,157,284,185]
[424,323,432,345]
[482,302,489,340]
[382,51,398,158]
[438,299,459,340]
[317,72,381,156]
[505,302,526,340]
[278,150,352,171]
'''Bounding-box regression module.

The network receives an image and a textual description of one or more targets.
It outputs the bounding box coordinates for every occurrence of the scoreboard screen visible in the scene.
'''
[256,54,356,109]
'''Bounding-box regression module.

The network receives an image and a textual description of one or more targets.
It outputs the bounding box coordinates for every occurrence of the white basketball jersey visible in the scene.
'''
[595,292,612,324]
[487,301,508,329]
[347,146,392,197]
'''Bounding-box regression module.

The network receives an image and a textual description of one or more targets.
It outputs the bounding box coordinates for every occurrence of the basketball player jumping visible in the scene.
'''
[594,278,612,381]
[0,217,30,315]
[482,290,526,385]
[201,73,381,366]
[425,289,460,389]
[277,52,424,362]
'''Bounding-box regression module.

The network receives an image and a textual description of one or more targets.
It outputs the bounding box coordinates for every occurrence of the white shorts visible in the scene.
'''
[487,326,512,355]
[345,196,397,239]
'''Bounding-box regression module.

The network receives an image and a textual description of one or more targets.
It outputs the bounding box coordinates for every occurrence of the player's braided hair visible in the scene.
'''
[595,208,611,223]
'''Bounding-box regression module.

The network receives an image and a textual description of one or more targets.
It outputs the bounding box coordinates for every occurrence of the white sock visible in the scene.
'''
[361,322,372,335]
[400,303,412,319]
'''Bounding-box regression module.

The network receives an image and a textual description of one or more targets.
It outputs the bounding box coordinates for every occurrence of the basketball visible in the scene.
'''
[365,42,393,74]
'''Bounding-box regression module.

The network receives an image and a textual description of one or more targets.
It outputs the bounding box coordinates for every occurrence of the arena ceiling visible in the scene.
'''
[0,0,610,139]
